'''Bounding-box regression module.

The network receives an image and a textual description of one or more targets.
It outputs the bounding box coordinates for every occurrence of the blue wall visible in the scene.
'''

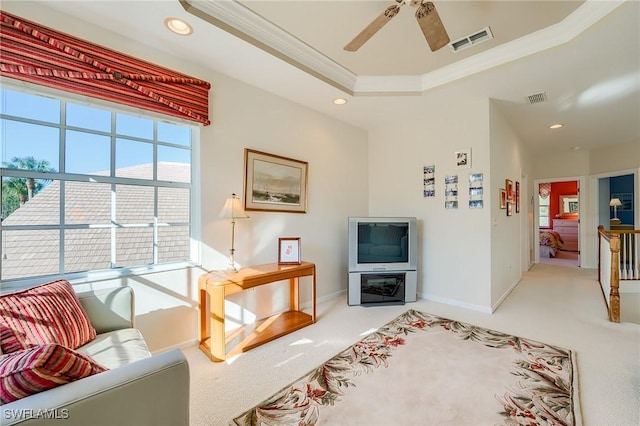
[610,174,634,225]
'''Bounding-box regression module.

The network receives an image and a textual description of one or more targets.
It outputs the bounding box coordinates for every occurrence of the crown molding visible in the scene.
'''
[181,0,625,96]
[180,0,357,94]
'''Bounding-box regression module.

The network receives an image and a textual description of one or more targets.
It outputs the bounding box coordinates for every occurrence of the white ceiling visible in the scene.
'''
[21,1,640,156]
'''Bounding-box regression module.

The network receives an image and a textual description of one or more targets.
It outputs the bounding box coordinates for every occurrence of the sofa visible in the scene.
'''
[0,281,190,426]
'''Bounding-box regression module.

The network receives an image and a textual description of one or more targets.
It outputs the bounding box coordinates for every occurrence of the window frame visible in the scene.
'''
[1,81,201,289]
[538,194,551,228]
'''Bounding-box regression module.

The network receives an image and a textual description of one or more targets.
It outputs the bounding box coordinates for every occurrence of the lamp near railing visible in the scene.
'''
[221,193,249,272]
[610,198,622,225]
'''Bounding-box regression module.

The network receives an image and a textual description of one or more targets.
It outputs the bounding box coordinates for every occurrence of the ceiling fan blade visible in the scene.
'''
[344,4,402,52]
[415,2,450,52]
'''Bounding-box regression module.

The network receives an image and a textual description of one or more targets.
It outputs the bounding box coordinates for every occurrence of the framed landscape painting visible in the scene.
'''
[244,149,308,213]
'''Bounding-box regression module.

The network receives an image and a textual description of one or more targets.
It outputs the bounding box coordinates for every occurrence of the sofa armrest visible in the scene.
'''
[1,349,189,426]
[77,286,135,334]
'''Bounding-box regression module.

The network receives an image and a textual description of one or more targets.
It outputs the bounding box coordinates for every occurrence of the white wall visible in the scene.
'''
[367,95,492,312]
[489,103,532,309]
[4,2,368,353]
[199,72,369,322]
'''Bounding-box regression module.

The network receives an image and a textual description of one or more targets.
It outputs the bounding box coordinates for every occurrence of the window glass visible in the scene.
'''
[1,230,60,279]
[1,176,59,225]
[65,130,111,175]
[64,181,111,224]
[158,226,190,263]
[66,102,111,132]
[1,120,60,170]
[115,185,154,223]
[116,138,153,179]
[65,229,111,273]
[0,89,60,123]
[115,228,153,267]
[539,196,550,228]
[158,187,190,222]
[0,85,195,284]
[116,113,153,139]
[158,121,191,146]
[158,146,191,182]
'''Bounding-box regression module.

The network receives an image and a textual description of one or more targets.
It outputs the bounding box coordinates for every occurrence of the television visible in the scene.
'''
[347,217,418,306]
[348,217,418,272]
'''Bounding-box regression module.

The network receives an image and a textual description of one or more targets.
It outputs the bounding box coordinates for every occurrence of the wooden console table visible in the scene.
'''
[198,261,316,362]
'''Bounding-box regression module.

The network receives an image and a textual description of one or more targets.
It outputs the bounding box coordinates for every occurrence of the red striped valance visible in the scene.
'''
[0,11,211,125]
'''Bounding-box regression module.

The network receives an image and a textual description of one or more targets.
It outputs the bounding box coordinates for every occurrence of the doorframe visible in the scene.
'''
[586,168,639,268]
[533,176,585,267]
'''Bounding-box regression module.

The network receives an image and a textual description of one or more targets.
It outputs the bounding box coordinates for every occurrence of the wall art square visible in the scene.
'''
[454,148,471,169]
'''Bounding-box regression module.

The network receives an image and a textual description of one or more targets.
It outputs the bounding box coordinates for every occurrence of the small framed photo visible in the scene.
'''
[515,181,520,213]
[500,189,507,209]
[505,179,513,202]
[455,148,471,169]
[506,201,513,217]
[278,237,301,265]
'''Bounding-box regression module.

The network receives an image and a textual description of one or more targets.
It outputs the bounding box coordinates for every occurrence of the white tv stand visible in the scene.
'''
[348,270,417,306]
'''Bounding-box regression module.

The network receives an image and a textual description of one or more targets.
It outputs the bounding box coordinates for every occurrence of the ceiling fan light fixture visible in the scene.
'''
[164,17,193,36]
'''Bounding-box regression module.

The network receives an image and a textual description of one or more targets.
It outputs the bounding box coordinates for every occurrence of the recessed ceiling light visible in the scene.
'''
[164,17,193,36]
[333,98,347,105]
[549,123,564,129]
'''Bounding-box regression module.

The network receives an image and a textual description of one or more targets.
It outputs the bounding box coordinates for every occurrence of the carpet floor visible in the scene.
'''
[185,263,640,426]
[232,310,580,425]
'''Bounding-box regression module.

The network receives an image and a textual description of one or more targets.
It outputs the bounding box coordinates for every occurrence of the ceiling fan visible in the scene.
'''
[344,0,450,52]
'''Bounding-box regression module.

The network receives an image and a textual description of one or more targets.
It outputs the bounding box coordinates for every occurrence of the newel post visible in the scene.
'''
[609,233,621,323]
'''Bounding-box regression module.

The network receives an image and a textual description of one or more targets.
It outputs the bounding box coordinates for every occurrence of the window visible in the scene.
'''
[1,85,197,284]
[539,195,550,228]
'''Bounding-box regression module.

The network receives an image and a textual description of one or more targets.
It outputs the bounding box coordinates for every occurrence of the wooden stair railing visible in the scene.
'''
[598,226,620,322]
[598,226,640,323]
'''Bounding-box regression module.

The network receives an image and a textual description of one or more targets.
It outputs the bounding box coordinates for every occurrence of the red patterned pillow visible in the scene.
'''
[0,343,107,404]
[0,280,97,353]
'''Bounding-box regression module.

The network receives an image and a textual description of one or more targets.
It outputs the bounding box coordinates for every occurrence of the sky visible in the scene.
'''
[1,87,192,176]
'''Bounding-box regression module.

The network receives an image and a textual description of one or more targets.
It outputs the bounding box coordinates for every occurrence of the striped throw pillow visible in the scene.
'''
[0,343,107,404]
[0,280,97,354]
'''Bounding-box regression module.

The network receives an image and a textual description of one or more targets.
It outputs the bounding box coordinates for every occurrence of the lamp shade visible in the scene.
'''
[609,198,622,207]
[221,193,249,219]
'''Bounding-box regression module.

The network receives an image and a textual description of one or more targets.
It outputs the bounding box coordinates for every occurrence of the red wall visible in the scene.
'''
[550,181,578,219]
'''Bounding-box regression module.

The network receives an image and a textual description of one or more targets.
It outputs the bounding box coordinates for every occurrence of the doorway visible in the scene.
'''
[535,178,580,268]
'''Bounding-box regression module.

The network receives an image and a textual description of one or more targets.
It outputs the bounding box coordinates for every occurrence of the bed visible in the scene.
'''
[540,230,564,258]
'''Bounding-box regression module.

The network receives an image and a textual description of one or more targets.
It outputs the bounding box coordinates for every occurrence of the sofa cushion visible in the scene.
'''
[0,280,97,354]
[0,343,107,404]
[76,328,151,369]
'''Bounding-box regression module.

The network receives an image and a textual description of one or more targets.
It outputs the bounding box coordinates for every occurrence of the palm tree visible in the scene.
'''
[1,156,56,220]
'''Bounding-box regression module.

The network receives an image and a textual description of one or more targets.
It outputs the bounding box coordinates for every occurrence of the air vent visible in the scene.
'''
[527,92,547,104]
[449,27,493,52]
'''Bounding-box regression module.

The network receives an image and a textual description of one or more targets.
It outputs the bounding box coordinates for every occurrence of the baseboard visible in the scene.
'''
[419,293,492,314]
[152,290,348,355]
[491,277,521,312]
[151,338,198,355]
[300,289,346,310]
[620,280,640,294]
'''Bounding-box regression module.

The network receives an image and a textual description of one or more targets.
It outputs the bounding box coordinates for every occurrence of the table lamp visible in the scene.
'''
[609,198,622,225]
[221,193,249,271]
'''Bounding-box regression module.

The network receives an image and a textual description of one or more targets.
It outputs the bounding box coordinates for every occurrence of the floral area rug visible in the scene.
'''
[231,309,581,426]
